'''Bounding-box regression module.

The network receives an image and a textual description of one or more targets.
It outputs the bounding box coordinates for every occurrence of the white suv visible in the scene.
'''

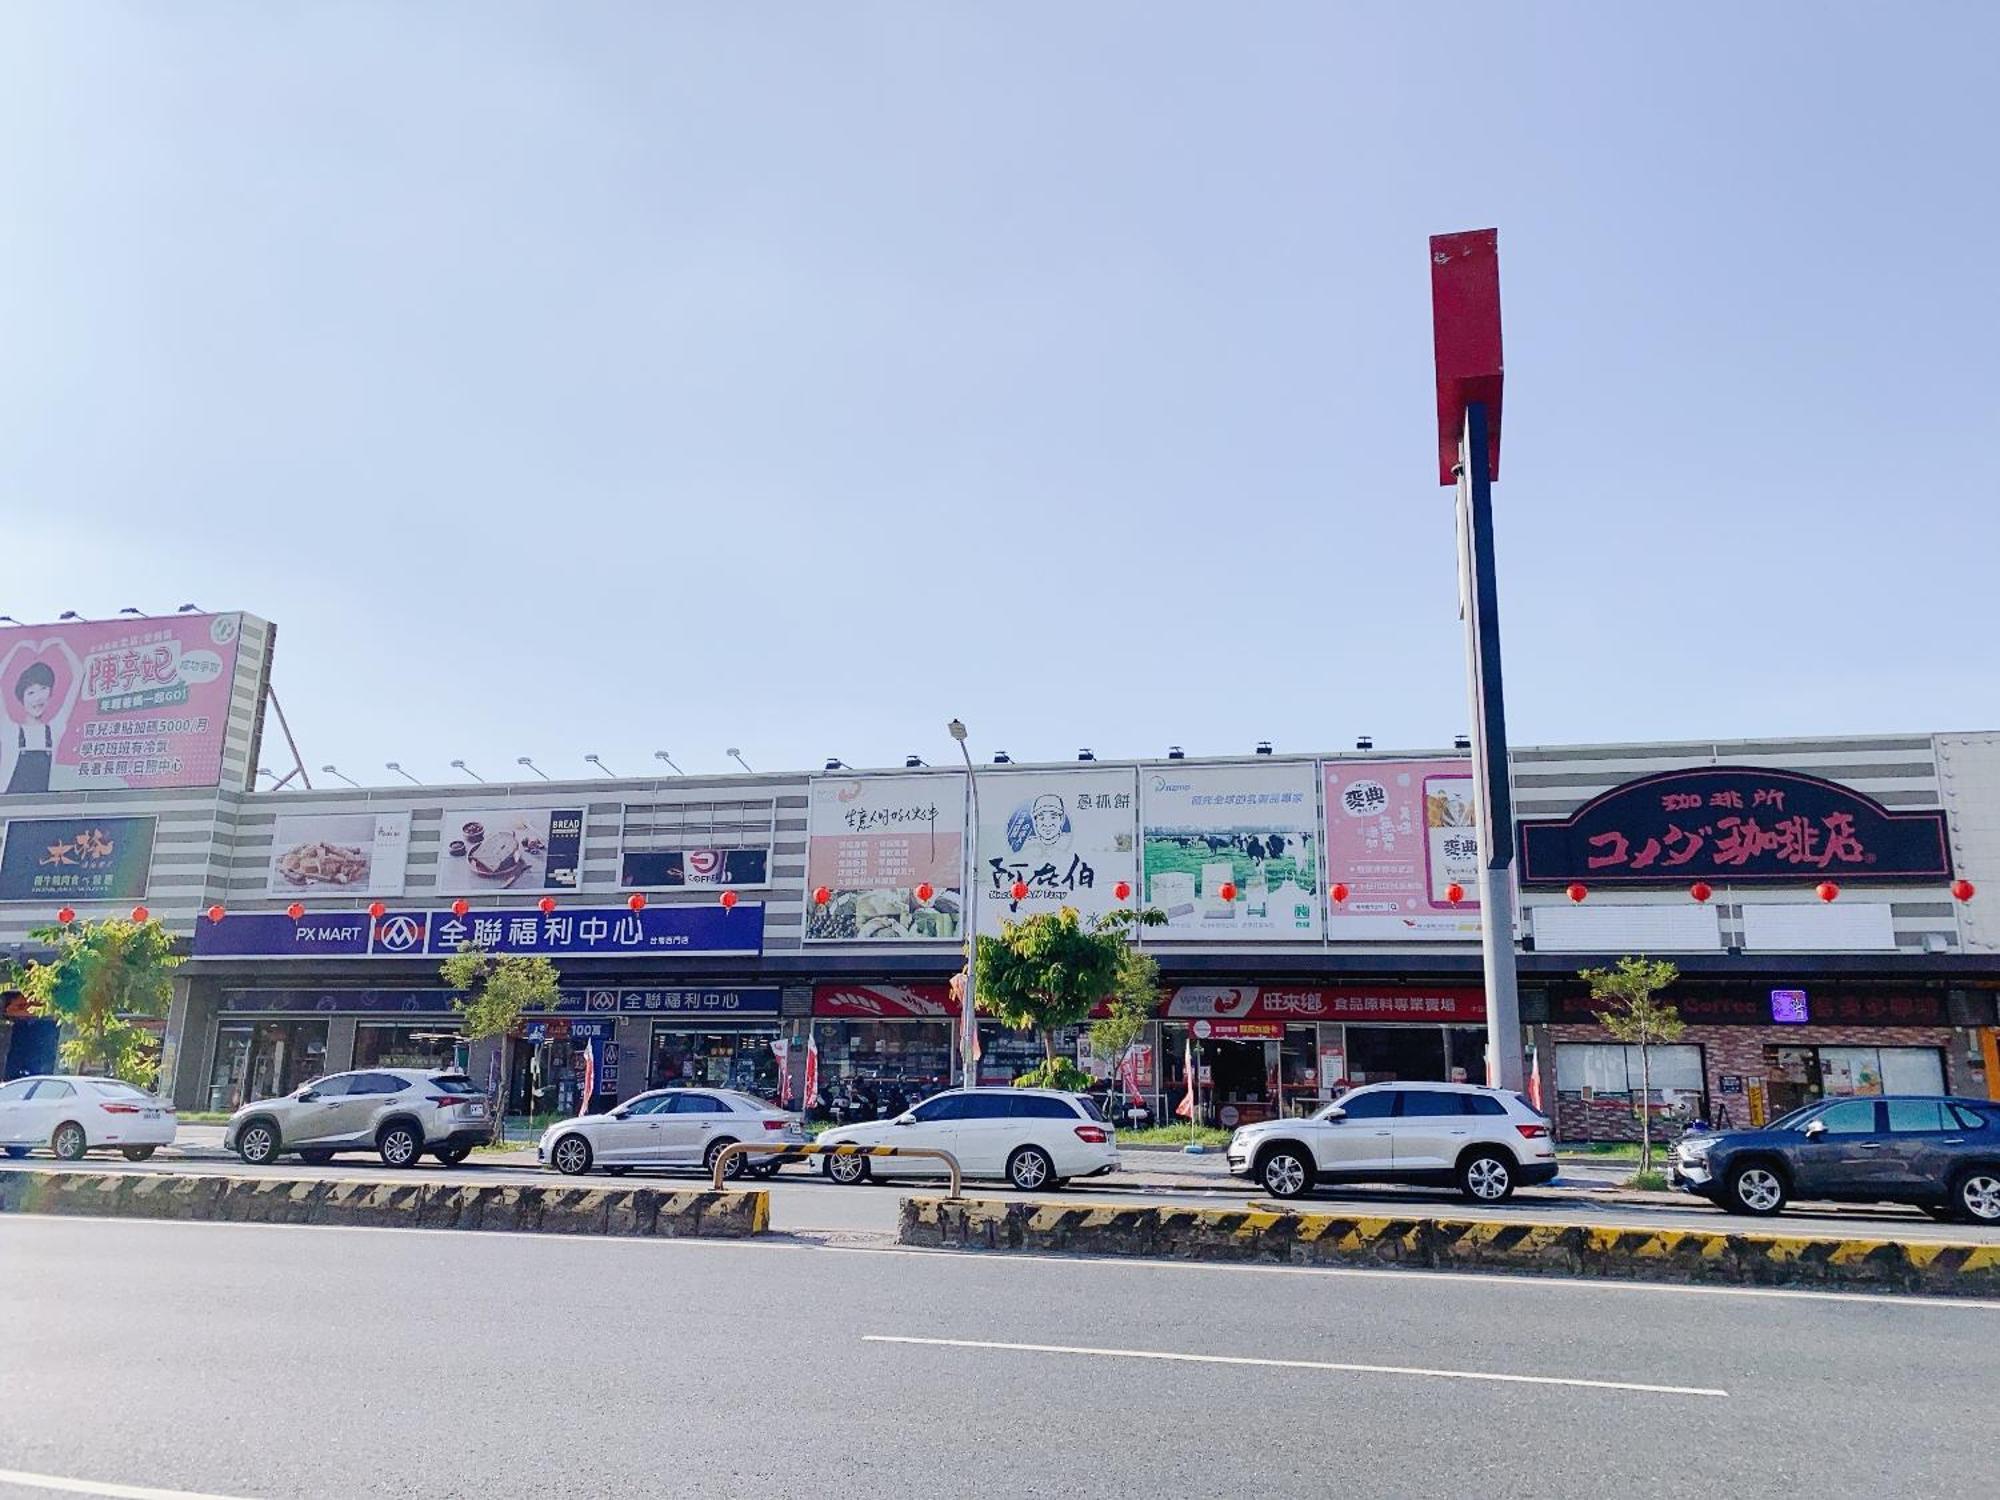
[225,1069,491,1168]
[1225,1082,1557,1204]
[817,1087,1120,1191]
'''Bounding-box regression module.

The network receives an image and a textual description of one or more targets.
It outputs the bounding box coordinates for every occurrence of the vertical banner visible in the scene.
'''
[805,774,965,941]
[1323,759,1482,940]
[1140,762,1321,939]
[976,767,1137,935]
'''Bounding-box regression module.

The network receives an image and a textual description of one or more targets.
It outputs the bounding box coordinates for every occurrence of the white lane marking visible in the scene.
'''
[0,1468,257,1499]
[4,1212,1996,1313]
[862,1334,1729,1398]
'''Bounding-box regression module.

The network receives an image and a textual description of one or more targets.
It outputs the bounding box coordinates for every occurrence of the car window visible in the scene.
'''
[1397,1090,1463,1118]
[0,1079,38,1102]
[1339,1090,1398,1120]
[28,1080,76,1100]
[304,1075,353,1098]
[1012,1096,1077,1120]
[90,1080,150,1098]
[959,1096,1016,1120]
[1886,1100,1947,1134]
[622,1095,670,1117]
[671,1093,727,1115]
[1816,1100,1879,1135]
[428,1076,481,1096]
[353,1073,411,1096]
[1949,1103,1994,1131]
[908,1094,968,1123]
[1462,1094,1508,1117]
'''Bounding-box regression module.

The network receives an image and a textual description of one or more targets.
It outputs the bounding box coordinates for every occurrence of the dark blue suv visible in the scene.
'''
[1670,1095,2000,1223]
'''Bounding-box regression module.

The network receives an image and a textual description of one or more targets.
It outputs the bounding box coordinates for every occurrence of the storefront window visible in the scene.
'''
[649,1026,780,1098]
[975,1022,1065,1088]
[1765,1044,1945,1113]
[1347,1025,1447,1084]
[811,1020,952,1121]
[207,1020,328,1112]
[354,1024,459,1073]
[1555,1043,1704,1099]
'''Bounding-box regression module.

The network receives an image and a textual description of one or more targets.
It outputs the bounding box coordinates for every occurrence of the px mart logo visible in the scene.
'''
[371,914,426,954]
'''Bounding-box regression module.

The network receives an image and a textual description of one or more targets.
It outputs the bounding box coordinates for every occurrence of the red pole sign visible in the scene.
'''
[1429,229,1504,486]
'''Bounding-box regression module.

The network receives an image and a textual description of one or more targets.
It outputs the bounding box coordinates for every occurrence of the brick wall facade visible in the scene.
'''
[1539,1022,1979,1143]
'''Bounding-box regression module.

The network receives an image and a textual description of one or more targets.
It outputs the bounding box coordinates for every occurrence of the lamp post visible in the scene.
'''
[517,756,550,781]
[584,754,616,777]
[450,759,487,783]
[948,718,979,1089]
[655,751,685,775]
[385,762,421,786]
[727,748,754,774]
[321,765,360,788]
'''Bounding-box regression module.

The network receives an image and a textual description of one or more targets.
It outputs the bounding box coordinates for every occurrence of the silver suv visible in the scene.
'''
[225,1069,490,1168]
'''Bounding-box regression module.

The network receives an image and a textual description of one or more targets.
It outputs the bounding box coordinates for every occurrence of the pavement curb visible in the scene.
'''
[897,1195,2000,1296]
[0,1168,768,1238]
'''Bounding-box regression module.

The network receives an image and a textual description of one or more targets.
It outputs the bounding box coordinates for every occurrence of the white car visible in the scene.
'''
[539,1088,807,1179]
[1225,1081,1557,1203]
[817,1087,1120,1192]
[0,1075,178,1162]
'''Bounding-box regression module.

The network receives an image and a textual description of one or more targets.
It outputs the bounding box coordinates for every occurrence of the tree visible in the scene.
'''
[1086,944,1160,1108]
[1578,956,1685,1174]
[13,917,181,1087]
[975,905,1165,1087]
[441,946,561,1142]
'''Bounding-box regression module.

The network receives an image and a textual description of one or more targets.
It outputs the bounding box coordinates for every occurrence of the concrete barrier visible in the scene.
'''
[898,1196,2000,1296]
[0,1168,767,1239]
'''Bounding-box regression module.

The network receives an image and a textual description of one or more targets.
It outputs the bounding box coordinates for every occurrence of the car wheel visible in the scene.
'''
[1007,1146,1055,1192]
[1258,1146,1313,1200]
[1726,1161,1787,1216]
[121,1146,157,1162]
[704,1137,744,1180]
[825,1152,871,1185]
[1459,1151,1515,1203]
[433,1145,472,1166]
[376,1122,422,1169]
[235,1118,279,1165]
[550,1133,593,1176]
[298,1149,336,1165]
[3,1145,28,1159]
[1954,1169,2000,1225]
[51,1122,89,1161]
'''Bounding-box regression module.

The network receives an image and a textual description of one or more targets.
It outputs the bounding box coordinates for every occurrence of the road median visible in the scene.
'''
[0,1167,768,1238]
[898,1195,2000,1296]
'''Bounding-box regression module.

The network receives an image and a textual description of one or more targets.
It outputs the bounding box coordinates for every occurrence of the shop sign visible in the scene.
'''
[976,768,1138,936]
[1555,989,1945,1027]
[1323,759,1482,941]
[811,983,955,1018]
[806,774,965,942]
[1140,761,1322,940]
[218,985,785,1016]
[577,987,783,1017]
[1719,1074,1744,1094]
[1518,767,1953,886]
[220,989,458,1014]
[0,611,249,794]
[621,848,769,889]
[1770,988,1810,1024]
[1164,986,1486,1023]
[265,812,412,898]
[0,814,156,901]
[194,903,765,959]
[433,807,585,893]
[1191,1019,1283,1041]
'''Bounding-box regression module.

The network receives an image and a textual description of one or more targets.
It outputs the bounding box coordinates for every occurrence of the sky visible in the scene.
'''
[1,4,1994,786]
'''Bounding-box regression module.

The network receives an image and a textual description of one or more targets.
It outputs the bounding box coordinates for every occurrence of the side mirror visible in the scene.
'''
[298,1090,321,1102]
[609,1108,630,1120]
[1324,1106,1346,1122]
[893,1114,916,1126]
[1804,1119,1827,1139]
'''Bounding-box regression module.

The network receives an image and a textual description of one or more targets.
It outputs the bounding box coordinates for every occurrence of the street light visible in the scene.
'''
[947,718,979,1089]
[321,765,360,788]
[58,610,81,621]
[517,756,550,781]
[117,606,143,617]
[450,759,487,783]
[177,603,202,613]
[727,748,754,774]
[385,762,421,785]
[584,754,617,776]
[654,751,685,775]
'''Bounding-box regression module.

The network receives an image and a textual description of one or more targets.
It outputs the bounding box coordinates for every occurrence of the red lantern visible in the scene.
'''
[538,895,557,915]
[1566,883,1588,904]
[368,901,386,920]
[206,903,226,923]
[720,889,739,910]
[1010,880,1029,902]
[914,882,935,903]
[1330,883,1349,905]
[450,898,470,918]
[130,905,150,923]
[56,906,75,925]
[628,892,647,912]
[1689,881,1713,904]
[1113,880,1132,902]
[812,885,831,906]
[1218,882,1237,903]
[1816,881,1840,903]
[1953,879,1976,903]
[286,902,305,921]
[1445,883,1465,905]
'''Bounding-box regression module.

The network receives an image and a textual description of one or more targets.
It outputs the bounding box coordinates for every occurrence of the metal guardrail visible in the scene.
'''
[710,1140,962,1195]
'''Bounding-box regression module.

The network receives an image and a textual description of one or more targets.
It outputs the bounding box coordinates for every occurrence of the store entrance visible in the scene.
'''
[207,1020,328,1112]
[1346,1026,1447,1085]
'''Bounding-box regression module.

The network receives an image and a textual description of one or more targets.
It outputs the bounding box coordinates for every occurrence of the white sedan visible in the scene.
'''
[0,1076,179,1161]
[539,1088,807,1179]
[817,1087,1120,1191]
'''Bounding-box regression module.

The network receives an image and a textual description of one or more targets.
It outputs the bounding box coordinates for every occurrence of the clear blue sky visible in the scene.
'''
[2,5,1992,783]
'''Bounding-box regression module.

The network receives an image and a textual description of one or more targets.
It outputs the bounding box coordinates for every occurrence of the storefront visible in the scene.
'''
[207,1018,329,1112]
[354,1022,462,1072]
[810,984,958,1121]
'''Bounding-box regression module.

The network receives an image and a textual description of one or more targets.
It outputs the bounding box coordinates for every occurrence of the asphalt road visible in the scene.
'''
[0,1215,1995,1499]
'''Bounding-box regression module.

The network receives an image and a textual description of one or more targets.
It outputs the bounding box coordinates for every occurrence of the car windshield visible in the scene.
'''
[427,1075,482,1096]
[1074,1095,1107,1123]
[90,1080,150,1098]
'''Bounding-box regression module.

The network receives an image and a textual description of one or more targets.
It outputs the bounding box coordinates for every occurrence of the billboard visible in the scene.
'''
[976,768,1137,935]
[433,807,584,894]
[805,774,965,941]
[194,903,764,959]
[1323,759,1481,940]
[0,815,156,902]
[265,811,412,897]
[621,848,770,889]
[1140,762,1320,939]
[0,612,250,794]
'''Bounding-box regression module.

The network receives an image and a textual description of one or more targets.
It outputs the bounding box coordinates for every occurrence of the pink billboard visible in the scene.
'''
[0,613,250,795]
[1322,758,1483,940]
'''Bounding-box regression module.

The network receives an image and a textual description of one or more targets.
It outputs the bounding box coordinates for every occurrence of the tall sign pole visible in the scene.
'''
[1431,230,1524,1091]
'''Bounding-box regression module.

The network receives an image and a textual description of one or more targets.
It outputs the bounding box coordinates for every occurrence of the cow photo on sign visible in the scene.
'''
[1140,761,1320,939]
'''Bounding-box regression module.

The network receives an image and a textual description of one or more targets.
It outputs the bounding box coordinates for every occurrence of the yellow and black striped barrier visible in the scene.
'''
[898,1196,2000,1297]
[710,1140,962,1194]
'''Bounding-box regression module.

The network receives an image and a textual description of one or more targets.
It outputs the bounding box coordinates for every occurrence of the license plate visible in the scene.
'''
[143,1109,161,1119]
[467,1103,486,1118]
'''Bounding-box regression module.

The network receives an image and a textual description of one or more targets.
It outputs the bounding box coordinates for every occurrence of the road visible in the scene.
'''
[0,1214,1995,1499]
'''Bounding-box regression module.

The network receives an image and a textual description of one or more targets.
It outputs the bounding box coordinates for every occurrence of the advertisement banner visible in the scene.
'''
[806,774,965,941]
[621,847,770,889]
[0,815,156,902]
[1140,762,1321,939]
[1323,759,1481,940]
[266,812,412,897]
[194,903,764,959]
[434,808,583,894]
[1164,985,1486,1023]
[0,612,247,794]
[976,768,1137,935]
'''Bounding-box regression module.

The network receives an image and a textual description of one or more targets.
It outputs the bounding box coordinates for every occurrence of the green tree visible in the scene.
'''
[1578,956,1685,1174]
[441,946,561,1141]
[1086,943,1160,1104]
[975,905,1165,1084]
[13,916,181,1087]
